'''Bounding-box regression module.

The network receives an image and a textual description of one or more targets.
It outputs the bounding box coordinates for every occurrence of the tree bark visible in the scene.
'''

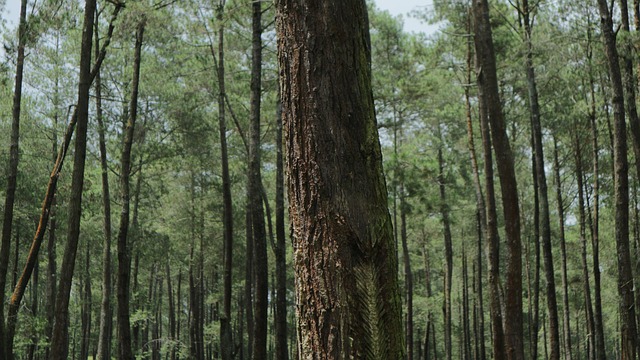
[585,20,606,359]
[249,1,268,359]
[553,137,572,360]
[49,0,96,357]
[595,1,638,357]
[275,86,289,360]
[473,0,523,358]
[95,8,113,359]
[520,1,560,358]
[0,0,27,356]
[116,19,146,360]
[276,0,405,358]
[216,2,234,359]
[438,147,453,360]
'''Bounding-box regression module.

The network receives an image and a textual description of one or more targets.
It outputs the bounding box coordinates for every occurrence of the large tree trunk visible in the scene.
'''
[49,0,96,357]
[0,1,27,357]
[473,0,523,358]
[249,1,268,359]
[276,0,405,358]
[595,1,638,357]
[116,19,146,360]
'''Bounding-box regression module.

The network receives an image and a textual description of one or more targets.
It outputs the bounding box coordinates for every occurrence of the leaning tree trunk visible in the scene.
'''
[49,0,96,357]
[116,19,146,360]
[473,0,523,358]
[596,0,638,357]
[276,0,405,358]
[0,0,27,357]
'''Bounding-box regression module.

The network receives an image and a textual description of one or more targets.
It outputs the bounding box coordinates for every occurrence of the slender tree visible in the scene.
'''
[0,1,27,357]
[249,1,268,358]
[116,19,146,360]
[95,8,113,359]
[276,0,405,357]
[518,1,560,357]
[595,0,638,357]
[49,0,97,357]
[473,0,523,358]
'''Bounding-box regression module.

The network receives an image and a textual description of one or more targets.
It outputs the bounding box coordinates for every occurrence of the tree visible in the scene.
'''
[473,0,524,358]
[116,18,146,360]
[595,0,638,357]
[49,0,96,357]
[0,1,27,357]
[275,0,405,358]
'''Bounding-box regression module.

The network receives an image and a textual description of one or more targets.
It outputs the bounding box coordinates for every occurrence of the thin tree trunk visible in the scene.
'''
[116,19,146,360]
[519,1,560,358]
[574,128,596,360]
[473,1,523,357]
[438,147,453,360]
[0,0,27,356]
[475,33,505,360]
[553,137,572,360]
[463,19,486,358]
[249,1,268,359]
[245,200,254,360]
[95,7,113,359]
[275,86,289,360]
[595,1,638,357]
[166,262,176,360]
[49,0,97,357]
[216,1,234,359]
[80,244,92,360]
[585,20,606,359]
[401,185,413,360]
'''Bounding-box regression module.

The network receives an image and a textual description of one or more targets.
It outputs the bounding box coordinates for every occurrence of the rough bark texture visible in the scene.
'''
[276,0,405,358]
[473,0,523,358]
[49,0,96,357]
[596,1,638,358]
[116,19,145,360]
